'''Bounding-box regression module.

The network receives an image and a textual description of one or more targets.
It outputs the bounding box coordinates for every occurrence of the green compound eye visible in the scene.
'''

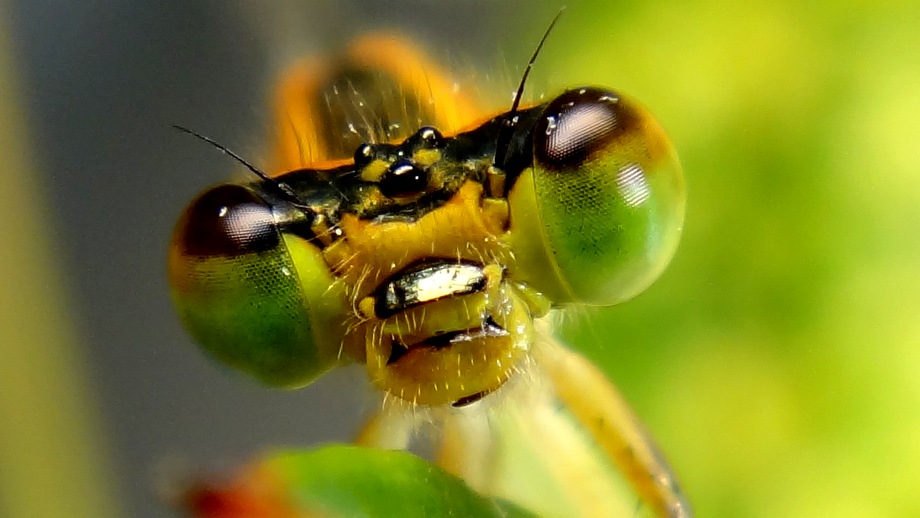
[510,87,685,306]
[168,184,347,387]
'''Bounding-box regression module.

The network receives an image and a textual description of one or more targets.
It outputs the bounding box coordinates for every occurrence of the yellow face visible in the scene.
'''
[169,33,685,409]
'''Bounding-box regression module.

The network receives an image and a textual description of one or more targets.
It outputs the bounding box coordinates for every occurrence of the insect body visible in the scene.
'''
[170,32,687,517]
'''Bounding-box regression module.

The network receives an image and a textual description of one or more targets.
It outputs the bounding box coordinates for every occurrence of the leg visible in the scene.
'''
[533,328,692,518]
[353,404,414,451]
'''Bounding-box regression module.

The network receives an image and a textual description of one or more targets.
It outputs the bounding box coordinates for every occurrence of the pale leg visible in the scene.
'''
[533,328,691,518]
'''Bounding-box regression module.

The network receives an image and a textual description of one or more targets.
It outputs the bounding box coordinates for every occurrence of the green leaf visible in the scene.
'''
[189,445,537,518]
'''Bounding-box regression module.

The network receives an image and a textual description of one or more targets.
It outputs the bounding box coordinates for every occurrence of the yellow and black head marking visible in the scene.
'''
[170,11,694,515]
[170,14,682,410]
[269,114,538,406]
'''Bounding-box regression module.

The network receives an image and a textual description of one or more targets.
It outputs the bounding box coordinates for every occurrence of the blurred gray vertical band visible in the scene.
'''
[0,2,121,517]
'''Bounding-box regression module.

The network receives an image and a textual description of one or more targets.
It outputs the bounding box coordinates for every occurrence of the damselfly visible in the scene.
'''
[169,19,687,518]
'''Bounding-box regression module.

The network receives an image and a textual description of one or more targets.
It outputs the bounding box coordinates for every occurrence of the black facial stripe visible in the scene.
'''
[418,317,508,348]
[263,103,550,225]
[452,390,490,407]
[386,316,509,367]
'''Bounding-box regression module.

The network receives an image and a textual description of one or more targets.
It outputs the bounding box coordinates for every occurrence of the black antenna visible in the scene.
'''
[172,125,302,203]
[492,8,564,169]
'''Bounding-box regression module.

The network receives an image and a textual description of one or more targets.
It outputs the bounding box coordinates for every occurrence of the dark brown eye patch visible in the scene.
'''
[533,87,625,169]
[176,184,280,257]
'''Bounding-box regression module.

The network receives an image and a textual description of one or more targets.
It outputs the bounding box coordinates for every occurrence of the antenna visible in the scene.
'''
[172,125,302,203]
[492,8,564,169]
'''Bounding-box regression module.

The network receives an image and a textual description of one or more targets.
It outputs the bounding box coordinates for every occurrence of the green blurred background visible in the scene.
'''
[2,0,918,516]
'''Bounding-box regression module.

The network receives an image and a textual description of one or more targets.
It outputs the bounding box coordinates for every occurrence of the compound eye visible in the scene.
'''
[534,88,623,169]
[169,183,346,388]
[379,159,429,198]
[509,87,685,306]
